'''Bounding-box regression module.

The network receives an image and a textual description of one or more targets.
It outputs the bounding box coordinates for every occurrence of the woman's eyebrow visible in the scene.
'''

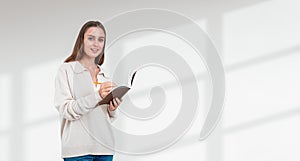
[87,35,105,38]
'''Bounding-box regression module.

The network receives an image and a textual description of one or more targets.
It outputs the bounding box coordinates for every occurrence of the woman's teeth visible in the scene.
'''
[91,48,99,52]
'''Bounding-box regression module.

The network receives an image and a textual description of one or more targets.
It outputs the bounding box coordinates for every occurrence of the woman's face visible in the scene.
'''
[83,26,105,59]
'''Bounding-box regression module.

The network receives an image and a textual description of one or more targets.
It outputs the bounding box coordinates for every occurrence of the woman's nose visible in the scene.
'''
[93,40,100,46]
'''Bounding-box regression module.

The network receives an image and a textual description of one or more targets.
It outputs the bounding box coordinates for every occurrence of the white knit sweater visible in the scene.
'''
[54,61,117,158]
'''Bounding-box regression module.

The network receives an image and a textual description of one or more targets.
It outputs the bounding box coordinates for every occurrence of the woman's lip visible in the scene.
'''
[91,48,99,52]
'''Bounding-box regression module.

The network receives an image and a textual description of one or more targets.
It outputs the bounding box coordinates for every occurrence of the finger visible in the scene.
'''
[100,88,112,95]
[102,82,115,88]
[101,85,113,91]
[101,88,112,93]
[109,101,116,111]
[101,92,109,98]
[102,81,112,85]
[113,98,118,107]
[115,97,121,104]
[101,85,114,92]
[109,101,113,110]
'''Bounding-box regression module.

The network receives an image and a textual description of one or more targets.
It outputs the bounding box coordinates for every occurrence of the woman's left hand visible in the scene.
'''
[108,97,122,111]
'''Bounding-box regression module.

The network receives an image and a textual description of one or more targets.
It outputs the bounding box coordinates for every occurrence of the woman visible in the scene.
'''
[54,21,121,161]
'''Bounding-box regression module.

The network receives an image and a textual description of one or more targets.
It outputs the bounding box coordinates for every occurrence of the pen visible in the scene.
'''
[94,82,103,85]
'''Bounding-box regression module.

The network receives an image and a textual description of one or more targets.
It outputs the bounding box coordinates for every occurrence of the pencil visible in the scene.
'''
[94,82,103,84]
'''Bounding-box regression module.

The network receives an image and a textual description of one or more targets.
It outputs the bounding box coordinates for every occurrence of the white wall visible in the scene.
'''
[0,0,300,161]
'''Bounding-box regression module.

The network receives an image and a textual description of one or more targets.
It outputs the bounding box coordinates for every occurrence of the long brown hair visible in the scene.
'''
[64,21,106,65]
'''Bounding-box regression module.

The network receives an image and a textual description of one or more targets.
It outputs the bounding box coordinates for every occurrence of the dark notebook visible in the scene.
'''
[98,71,137,105]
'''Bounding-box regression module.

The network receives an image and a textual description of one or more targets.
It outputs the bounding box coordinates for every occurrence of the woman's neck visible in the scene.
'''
[79,57,97,70]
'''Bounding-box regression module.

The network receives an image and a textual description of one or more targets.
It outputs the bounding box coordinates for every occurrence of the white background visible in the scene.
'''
[0,0,300,161]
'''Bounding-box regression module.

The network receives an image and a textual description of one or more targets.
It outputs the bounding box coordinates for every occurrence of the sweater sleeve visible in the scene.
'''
[54,66,102,121]
[107,107,118,122]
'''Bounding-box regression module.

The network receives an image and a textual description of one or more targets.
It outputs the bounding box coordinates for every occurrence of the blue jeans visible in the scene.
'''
[64,155,113,161]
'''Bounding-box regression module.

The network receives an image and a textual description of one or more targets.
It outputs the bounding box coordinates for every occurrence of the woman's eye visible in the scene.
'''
[98,39,104,42]
[88,37,94,41]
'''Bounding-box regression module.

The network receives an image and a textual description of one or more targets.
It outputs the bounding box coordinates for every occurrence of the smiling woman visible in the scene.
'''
[54,21,122,161]
[65,21,106,66]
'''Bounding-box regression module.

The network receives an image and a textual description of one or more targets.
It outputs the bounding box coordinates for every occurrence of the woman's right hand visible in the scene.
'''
[99,81,116,98]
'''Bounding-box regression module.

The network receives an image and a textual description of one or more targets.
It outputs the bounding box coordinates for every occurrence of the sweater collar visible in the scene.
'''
[73,61,109,77]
